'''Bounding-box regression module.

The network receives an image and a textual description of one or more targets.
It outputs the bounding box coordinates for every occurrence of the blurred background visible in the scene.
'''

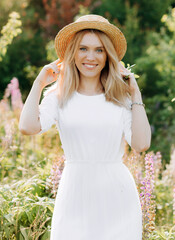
[0,0,175,162]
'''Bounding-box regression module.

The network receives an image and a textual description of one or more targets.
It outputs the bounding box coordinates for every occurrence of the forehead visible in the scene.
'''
[79,32,103,46]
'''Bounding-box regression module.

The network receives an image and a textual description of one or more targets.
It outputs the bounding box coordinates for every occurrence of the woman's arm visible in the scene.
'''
[119,62,151,152]
[19,80,43,135]
[19,59,61,135]
[131,88,151,152]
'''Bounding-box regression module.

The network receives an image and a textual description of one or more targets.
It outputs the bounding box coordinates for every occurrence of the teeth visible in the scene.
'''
[84,64,96,68]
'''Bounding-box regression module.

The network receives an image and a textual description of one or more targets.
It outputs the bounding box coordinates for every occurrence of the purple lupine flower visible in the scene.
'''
[173,186,175,224]
[140,153,156,236]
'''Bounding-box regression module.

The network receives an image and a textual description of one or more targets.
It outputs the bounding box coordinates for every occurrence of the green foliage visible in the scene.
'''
[93,0,172,29]
[131,0,172,30]
[135,7,175,162]
[0,95,62,238]
[122,2,143,63]
[0,0,27,26]
[92,0,126,24]
[46,40,58,62]
[0,12,22,62]
[147,226,175,240]
[0,178,54,239]
[74,5,90,21]
[155,180,173,226]
[0,32,48,99]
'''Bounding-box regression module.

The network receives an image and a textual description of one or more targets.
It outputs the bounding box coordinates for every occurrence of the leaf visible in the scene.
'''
[20,226,29,240]
[4,213,15,225]
[40,230,50,240]
[134,74,140,79]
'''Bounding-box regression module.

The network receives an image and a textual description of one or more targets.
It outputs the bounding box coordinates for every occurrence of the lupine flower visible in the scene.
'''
[173,185,175,224]
[162,148,175,187]
[140,153,156,237]
[123,148,143,192]
[46,154,65,198]
[153,151,162,181]
[6,77,23,111]
[0,77,23,123]
[0,98,10,112]
[169,148,175,225]
[1,119,15,151]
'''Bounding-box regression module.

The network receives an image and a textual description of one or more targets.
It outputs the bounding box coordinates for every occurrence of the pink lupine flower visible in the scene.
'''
[153,151,162,180]
[170,149,175,225]
[1,119,15,149]
[0,77,23,116]
[162,148,175,187]
[7,77,23,111]
[0,98,10,112]
[140,153,156,236]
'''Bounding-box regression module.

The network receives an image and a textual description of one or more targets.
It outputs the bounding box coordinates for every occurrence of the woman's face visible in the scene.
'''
[74,32,107,80]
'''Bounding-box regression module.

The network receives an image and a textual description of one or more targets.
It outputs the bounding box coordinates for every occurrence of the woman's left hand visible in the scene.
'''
[119,62,140,96]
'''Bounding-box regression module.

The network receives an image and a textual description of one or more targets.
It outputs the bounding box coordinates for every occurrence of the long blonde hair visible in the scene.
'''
[46,29,131,109]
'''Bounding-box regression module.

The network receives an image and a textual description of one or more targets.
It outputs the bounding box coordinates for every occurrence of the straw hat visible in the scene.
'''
[55,14,127,61]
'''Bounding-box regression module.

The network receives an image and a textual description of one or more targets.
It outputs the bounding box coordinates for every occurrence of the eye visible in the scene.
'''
[96,48,103,53]
[80,47,87,51]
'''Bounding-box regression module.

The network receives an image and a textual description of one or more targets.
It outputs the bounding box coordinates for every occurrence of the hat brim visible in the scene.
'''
[55,21,127,61]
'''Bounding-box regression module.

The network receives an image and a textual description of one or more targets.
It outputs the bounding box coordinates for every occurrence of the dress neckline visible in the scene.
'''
[75,90,105,97]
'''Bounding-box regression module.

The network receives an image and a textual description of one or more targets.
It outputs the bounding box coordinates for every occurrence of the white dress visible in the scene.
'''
[38,90,142,240]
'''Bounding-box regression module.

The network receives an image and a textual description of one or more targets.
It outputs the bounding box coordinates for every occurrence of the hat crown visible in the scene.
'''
[75,14,109,24]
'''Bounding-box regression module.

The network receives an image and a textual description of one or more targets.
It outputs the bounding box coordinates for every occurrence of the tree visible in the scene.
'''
[135,7,175,162]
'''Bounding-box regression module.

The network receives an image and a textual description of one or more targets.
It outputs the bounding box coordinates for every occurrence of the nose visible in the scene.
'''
[86,50,95,61]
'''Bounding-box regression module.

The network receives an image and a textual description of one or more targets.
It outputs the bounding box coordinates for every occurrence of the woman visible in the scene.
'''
[19,14,151,240]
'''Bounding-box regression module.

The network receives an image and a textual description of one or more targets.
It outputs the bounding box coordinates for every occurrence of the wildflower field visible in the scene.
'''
[0,78,175,240]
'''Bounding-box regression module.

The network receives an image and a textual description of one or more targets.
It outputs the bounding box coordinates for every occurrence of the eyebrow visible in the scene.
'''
[79,44,104,48]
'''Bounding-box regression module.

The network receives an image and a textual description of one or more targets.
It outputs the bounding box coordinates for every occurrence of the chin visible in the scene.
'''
[81,71,101,79]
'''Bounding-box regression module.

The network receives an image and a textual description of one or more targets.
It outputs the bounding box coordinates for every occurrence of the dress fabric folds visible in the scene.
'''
[38,90,142,240]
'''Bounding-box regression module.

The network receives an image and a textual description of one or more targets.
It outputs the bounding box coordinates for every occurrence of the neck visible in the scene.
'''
[78,75,104,94]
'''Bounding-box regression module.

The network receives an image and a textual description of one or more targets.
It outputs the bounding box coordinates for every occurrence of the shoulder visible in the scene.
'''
[43,89,58,101]
[40,89,60,110]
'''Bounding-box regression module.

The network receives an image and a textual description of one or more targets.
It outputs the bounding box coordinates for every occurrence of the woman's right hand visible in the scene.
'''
[35,59,62,89]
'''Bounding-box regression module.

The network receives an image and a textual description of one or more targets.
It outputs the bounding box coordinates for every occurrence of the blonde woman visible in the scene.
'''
[19,15,151,240]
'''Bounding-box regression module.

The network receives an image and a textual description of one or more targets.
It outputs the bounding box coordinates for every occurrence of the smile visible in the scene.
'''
[82,63,98,69]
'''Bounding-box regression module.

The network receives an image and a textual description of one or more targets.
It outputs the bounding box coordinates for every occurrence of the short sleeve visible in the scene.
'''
[37,90,59,134]
[123,103,132,146]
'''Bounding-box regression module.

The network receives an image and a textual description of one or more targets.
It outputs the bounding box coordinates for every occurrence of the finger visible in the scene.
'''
[51,60,62,71]
[119,62,126,69]
[50,64,60,74]
[44,65,59,76]
[118,61,124,67]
